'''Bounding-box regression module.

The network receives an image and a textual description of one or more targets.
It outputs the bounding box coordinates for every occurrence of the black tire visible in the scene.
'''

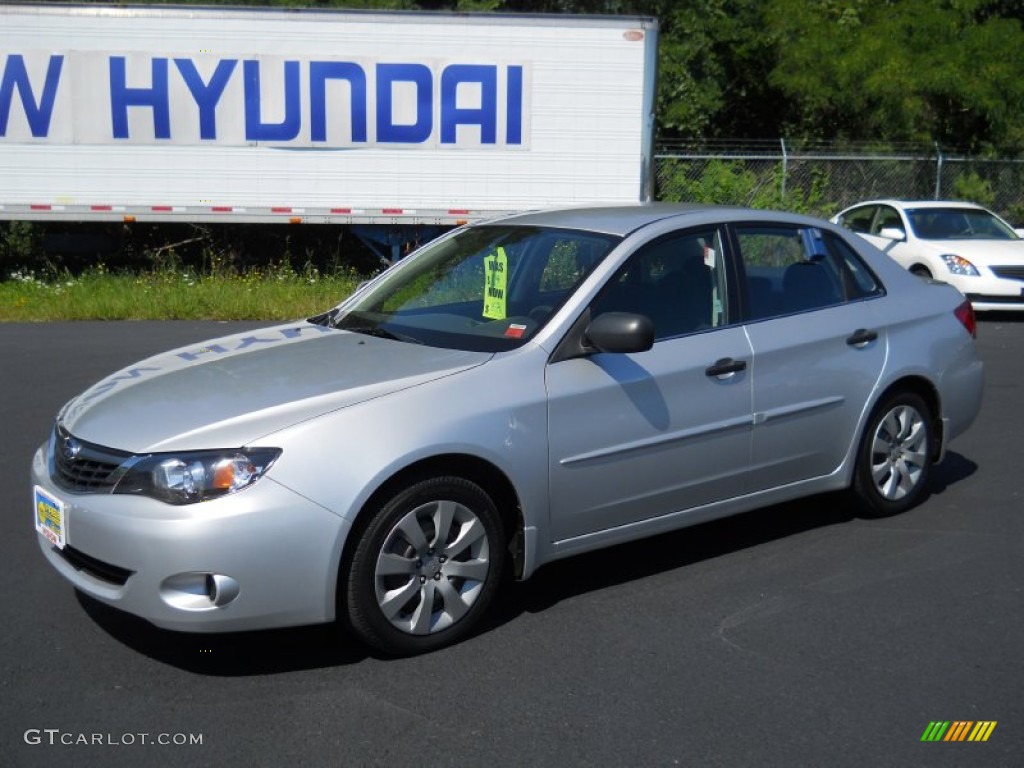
[852,391,934,518]
[910,265,933,279]
[344,476,506,656]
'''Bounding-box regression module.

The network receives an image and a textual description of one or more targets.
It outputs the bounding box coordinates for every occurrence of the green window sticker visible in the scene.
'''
[483,247,508,319]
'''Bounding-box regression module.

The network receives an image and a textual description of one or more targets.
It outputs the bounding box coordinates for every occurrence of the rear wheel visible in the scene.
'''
[852,392,934,517]
[345,476,505,656]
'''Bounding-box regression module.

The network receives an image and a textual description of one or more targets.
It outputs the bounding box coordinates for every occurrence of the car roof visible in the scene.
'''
[846,199,988,211]
[483,203,802,237]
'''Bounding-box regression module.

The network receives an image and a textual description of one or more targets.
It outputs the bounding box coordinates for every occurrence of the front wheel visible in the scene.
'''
[344,476,506,656]
[909,265,933,279]
[852,392,934,517]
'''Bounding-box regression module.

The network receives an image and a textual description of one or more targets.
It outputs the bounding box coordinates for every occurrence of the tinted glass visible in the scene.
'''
[736,225,881,320]
[840,206,876,233]
[871,206,904,234]
[906,207,1019,240]
[333,225,619,351]
[590,228,727,340]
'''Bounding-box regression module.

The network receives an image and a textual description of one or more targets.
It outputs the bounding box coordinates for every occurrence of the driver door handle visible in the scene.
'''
[705,357,747,378]
[846,328,878,347]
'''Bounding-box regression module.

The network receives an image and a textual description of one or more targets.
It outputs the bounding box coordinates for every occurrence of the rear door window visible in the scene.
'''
[734,224,883,321]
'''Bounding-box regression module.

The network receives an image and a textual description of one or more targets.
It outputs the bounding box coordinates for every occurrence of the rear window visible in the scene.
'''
[736,225,883,320]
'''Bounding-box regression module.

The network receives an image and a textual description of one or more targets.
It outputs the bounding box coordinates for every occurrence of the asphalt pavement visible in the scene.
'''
[1,318,1021,768]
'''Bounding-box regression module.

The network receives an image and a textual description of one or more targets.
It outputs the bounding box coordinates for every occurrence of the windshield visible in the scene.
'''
[329,225,619,351]
[906,207,1019,241]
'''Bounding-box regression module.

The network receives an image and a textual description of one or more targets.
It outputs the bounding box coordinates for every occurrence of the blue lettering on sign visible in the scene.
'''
[506,65,523,145]
[440,64,496,144]
[310,61,367,142]
[110,56,171,139]
[1,53,526,146]
[174,58,237,140]
[0,54,64,137]
[244,59,301,142]
[376,63,433,144]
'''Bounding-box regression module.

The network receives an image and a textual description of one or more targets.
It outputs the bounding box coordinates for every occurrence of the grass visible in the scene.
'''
[0,264,365,321]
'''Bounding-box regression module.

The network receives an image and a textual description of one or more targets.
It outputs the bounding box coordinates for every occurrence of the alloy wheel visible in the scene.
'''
[373,499,491,636]
[869,404,928,501]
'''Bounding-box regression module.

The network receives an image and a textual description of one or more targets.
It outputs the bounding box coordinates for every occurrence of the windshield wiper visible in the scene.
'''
[307,308,340,327]
[344,326,425,345]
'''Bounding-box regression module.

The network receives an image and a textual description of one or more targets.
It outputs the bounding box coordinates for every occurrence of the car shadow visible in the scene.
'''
[928,449,978,494]
[486,450,978,628]
[76,452,977,674]
[488,491,858,622]
[76,592,368,675]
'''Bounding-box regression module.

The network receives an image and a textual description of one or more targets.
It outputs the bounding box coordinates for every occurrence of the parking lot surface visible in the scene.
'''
[1,318,1021,767]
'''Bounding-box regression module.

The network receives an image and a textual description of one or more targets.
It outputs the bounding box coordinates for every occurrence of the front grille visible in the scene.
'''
[52,426,132,493]
[57,545,134,586]
[990,266,1024,282]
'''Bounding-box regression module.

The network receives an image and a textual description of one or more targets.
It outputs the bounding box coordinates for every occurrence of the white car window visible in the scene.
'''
[841,205,876,233]
[870,206,903,235]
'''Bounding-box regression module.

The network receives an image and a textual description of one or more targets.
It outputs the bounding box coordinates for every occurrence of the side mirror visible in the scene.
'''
[878,226,906,241]
[585,312,654,354]
[1015,228,1024,239]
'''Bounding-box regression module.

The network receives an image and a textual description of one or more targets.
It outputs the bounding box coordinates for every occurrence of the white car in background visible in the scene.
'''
[832,200,1024,311]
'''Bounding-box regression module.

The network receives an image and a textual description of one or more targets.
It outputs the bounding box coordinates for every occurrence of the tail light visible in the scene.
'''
[953,299,976,338]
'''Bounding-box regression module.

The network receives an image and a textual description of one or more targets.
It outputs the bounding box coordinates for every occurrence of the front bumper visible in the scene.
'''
[31,443,351,633]
[963,293,1024,312]
[953,271,1024,311]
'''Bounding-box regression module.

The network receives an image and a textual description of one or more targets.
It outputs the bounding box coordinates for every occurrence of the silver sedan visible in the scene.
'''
[32,204,984,655]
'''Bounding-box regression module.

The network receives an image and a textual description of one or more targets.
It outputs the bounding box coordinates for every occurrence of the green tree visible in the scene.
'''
[765,0,1024,151]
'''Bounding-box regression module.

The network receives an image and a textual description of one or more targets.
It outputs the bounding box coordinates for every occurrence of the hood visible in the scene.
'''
[918,238,1024,265]
[59,322,490,452]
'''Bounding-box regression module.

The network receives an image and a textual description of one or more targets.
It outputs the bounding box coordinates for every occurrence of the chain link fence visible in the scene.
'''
[654,140,1024,225]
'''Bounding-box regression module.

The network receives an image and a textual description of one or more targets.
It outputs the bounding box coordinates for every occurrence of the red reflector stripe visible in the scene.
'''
[382,208,403,214]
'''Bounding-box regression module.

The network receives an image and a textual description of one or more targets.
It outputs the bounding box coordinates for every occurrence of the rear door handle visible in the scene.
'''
[705,357,747,378]
[846,328,878,347]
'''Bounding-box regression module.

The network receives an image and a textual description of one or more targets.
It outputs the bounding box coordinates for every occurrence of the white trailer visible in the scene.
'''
[0,2,657,251]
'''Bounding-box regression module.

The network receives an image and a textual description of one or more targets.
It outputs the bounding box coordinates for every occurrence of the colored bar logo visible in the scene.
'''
[921,721,997,742]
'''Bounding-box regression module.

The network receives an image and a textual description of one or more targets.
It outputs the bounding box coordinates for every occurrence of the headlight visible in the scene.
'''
[941,254,980,276]
[114,448,281,504]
